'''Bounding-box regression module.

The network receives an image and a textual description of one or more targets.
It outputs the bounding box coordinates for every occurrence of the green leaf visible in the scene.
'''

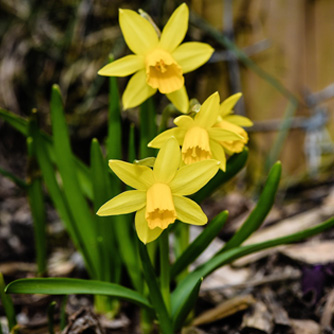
[27,115,47,276]
[50,85,99,278]
[0,166,27,188]
[171,216,334,313]
[0,108,93,200]
[90,138,121,283]
[172,278,202,331]
[140,98,157,159]
[5,278,151,309]
[221,161,282,252]
[0,108,28,136]
[27,166,47,276]
[0,273,16,330]
[171,211,229,280]
[192,148,248,203]
[106,60,122,161]
[139,243,174,334]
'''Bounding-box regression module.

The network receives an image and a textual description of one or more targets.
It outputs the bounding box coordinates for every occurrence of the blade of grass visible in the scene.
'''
[0,108,93,200]
[47,301,56,334]
[140,98,157,159]
[6,278,151,309]
[26,151,47,276]
[31,120,90,264]
[0,273,16,330]
[171,216,334,319]
[172,278,202,331]
[171,211,229,280]
[90,138,121,283]
[192,148,248,203]
[0,166,27,189]
[265,100,298,172]
[104,63,143,292]
[221,161,281,252]
[138,242,174,334]
[50,84,99,278]
[27,114,47,276]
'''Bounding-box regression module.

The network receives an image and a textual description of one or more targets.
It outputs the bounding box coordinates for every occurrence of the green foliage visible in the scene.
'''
[0,273,16,330]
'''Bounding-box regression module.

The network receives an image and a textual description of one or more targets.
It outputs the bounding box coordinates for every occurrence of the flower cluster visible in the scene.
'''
[98,3,213,113]
[97,3,253,244]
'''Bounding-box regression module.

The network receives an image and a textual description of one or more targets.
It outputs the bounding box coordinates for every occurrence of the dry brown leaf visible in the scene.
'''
[290,319,320,334]
[280,240,334,264]
[191,294,255,326]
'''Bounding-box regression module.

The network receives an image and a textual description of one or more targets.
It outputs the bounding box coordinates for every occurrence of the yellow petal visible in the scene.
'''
[173,195,207,225]
[224,114,253,127]
[219,93,242,116]
[122,69,156,109]
[153,137,181,183]
[166,86,189,113]
[207,127,243,142]
[135,208,163,244]
[210,140,226,171]
[97,190,146,216]
[222,139,246,154]
[146,183,177,229]
[159,3,189,52]
[173,42,214,73]
[119,9,159,55]
[214,120,248,142]
[148,127,186,148]
[169,159,220,195]
[109,160,154,190]
[195,92,220,128]
[174,115,194,128]
[98,55,144,77]
[182,126,212,164]
[145,49,184,94]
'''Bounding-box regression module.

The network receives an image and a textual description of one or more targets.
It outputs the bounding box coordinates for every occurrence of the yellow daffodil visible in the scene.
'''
[216,93,253,154]
[97,137,220,244]
[98,3,214,113]
[148,92,243,171]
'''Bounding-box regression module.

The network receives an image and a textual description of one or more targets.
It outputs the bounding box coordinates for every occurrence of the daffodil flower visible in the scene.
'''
[148,92,243,171]
[98,3,214,113]
[97,137,220,244]
[216,93,253,154]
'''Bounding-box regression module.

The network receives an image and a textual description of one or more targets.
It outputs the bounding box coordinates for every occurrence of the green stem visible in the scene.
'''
[159,231,170,313]
[174,224,189,281]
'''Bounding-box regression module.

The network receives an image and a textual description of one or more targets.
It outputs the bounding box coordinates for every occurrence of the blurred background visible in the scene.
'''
[0,0,333,187]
